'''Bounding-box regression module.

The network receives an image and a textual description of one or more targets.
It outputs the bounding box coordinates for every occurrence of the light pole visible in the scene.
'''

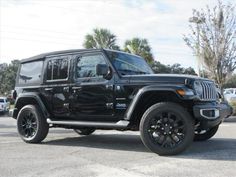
[189,16,205,77]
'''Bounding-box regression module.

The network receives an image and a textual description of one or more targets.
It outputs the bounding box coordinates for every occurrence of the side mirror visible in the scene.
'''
[96,64,109,76]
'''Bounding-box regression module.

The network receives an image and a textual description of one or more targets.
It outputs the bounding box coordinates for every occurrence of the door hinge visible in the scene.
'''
[63,87,69,92]
[106,85,113,90]
[63,103,69,109]
[106,103,113,109]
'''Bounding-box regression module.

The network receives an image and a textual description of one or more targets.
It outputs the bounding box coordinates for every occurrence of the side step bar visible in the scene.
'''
[47,118,130,128]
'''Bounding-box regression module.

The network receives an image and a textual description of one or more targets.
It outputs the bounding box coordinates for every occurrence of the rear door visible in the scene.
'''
[43,55,71,119]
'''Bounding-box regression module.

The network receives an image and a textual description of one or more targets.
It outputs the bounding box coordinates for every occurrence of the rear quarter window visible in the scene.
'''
[18,61,43,85]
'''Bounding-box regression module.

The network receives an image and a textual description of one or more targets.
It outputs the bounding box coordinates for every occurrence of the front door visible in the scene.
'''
[70,53,115,121]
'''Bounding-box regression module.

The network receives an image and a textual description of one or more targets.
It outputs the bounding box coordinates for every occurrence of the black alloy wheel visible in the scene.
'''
[17,105,49,143]
[147,111,186,148]
[18,111,37,139]
[140,102,194,155]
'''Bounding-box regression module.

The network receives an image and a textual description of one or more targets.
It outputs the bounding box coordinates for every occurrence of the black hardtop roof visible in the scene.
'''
[20,48,103,63]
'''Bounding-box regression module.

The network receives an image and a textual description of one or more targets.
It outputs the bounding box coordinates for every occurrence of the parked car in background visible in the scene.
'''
[0,97,10,113]
[224,88,236,102]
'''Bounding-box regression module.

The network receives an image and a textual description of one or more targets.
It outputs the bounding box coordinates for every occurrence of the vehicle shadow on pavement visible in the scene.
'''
[44,133,236,161]
[45,134,148,152]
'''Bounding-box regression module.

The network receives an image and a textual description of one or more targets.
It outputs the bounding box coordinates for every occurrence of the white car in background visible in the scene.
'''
[0,97,10,113]
[224,88,236,102]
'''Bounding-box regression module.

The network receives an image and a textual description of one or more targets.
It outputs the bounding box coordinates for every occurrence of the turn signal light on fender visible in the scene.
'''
[176,89,186,96]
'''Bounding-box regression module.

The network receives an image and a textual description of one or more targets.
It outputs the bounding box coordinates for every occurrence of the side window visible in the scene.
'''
[19,61,43,84]
[46,57,69,81]
[76,54,106,78]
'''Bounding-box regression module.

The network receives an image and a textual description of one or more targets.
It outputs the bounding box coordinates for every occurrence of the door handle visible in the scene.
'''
[45,88,53,91]
[72,86,82,90]
[72,86,81,93]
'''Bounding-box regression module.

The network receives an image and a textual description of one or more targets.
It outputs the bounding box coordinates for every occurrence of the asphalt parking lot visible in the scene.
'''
[0,115,236,177]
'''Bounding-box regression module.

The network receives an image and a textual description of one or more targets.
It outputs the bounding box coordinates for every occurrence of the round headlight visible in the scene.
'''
[194,81,203,95]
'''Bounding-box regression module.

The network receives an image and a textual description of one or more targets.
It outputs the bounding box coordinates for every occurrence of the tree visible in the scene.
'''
[183,67,197,75]
[83,28,119,50]
[223,74,236,88]
[170,63,184,74]
[151,61,197,75]
[0,60,20,95]
[151,61,171,73]
[124,38,154,63]
[184,1,236,87]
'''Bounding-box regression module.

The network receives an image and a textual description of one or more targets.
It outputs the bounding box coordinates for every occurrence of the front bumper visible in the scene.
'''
[193,102,233,128]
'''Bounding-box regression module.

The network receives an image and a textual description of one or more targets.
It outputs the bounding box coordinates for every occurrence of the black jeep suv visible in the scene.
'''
[12,49,232,155]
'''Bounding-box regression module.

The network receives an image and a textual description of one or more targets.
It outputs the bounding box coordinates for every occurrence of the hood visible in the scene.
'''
[124,74,212,85]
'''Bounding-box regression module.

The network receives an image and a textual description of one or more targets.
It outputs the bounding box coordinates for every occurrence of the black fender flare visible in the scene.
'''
[13,92,50,119]
[124,85,194,120]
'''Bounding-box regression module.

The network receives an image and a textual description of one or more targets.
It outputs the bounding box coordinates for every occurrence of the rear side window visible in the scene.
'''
[19,61,43,84]
[46,57,69,81]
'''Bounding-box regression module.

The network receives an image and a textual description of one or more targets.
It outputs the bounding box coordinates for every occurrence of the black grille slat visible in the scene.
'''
[200,81,217,101]
[210,84,213,99]
[206,83,210,99]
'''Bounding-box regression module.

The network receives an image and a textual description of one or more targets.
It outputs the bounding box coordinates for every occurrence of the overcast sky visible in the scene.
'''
[0,0,235,69]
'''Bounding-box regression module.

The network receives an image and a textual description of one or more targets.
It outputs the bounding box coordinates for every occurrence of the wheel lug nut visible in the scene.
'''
[169,132,172,134]
[161,128,164,130]
[165,124,168,126]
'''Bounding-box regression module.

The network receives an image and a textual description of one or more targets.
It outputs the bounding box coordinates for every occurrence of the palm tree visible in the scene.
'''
[124,38,154,63]
[83,28,119,50]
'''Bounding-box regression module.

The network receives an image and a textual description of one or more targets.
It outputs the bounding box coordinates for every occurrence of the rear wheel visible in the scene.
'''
[140,102,194,155]
[17,105,49,143]
[194,125,219,141]
[74,128,96,135]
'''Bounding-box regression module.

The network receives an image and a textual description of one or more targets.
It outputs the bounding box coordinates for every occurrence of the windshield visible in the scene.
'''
[105,50,153,75]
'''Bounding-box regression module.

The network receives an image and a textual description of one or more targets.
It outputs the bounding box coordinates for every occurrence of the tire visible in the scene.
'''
[140,102,194,155]
[17,105,49,143]
[194,125,219,141]
[74,128,96,135]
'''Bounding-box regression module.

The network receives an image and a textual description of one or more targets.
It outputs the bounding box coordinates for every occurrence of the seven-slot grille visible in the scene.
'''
[199,81,217,101]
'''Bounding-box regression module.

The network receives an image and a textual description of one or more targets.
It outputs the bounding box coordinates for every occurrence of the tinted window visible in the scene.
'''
[105,50,153,75]
[0,99,4,103]
[19,61,43,84]
[76,54,106,78]
[47,57,69,81]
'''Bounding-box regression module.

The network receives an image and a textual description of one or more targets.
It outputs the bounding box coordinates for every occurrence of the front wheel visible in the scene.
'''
[17,105,49,143]
[140,102,194,155]
[194,125,219,141]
